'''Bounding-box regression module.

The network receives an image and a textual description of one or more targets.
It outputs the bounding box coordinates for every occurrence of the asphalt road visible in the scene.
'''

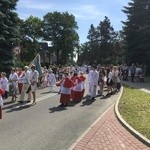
[0,85,119,150]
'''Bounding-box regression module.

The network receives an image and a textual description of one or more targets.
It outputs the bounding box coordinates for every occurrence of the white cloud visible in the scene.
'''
[16,0,128,43]
[17,1,108,21]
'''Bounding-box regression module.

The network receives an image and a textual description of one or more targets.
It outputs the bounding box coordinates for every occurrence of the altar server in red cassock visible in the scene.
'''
[79,72,86,99]
[58,72,75,107]
[0,88,5,119]
[71,72,83,102]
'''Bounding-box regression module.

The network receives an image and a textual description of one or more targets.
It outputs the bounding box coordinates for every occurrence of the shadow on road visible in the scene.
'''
[67,101,81,107]
[41,91,59,94]
[3,102,21,110]
[80,98,96,106]
[49,106,67,113]
[100,94,111,99]
[5,104,31,113]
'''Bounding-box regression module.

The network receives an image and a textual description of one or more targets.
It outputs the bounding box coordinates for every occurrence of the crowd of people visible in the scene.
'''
[0,64,39,119]
[121,63,145,83]
[0,63,145,119]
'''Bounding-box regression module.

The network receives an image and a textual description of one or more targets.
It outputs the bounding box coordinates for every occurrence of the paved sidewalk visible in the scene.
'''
[70,83,150,150]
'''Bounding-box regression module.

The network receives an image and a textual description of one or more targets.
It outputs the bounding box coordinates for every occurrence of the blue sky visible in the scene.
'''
[16,0,130,44]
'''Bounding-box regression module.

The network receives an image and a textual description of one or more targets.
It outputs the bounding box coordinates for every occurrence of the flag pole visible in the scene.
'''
[28,53,43,77]
[29,53,39,67]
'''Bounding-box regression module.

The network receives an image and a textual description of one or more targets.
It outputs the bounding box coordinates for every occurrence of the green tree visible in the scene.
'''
[77,42,90,65]
[87,24,99,64]
[97,16,118,64]
[122,0,150,73]
[116,31,127,64]
[43,11,79,64]
[23,16,43,42]
[19,16,43,64]
[79,17,120,65]
[0,0,20,72]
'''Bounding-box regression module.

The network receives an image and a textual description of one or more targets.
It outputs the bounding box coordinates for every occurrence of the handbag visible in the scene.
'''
[26,85,31,93]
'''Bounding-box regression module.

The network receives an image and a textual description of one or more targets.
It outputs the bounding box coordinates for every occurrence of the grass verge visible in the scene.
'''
[118,85,150,140]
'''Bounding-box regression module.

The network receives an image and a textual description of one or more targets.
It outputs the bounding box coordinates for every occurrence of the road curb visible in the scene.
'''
[115,86,150,147]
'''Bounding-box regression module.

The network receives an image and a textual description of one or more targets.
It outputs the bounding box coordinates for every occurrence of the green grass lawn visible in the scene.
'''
[118,85,150,139]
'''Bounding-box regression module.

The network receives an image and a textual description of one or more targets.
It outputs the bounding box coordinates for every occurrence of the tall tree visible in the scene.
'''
[19,16,43,63]
[87,24,99,64]
[23,16,43,42]
[97,16,118,64]
[122,0,150,73]
[0,0,20,72]
[77,42,90,65]
[43,11,79,64]
[81,16,119,65]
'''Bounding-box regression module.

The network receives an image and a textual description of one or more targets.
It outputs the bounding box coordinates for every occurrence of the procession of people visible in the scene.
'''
[0,62,145,119]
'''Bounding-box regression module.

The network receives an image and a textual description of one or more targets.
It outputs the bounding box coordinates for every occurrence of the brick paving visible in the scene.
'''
[72,105,150,150]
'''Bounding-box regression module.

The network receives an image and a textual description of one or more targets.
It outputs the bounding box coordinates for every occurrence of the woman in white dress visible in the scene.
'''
[9,68,18,102]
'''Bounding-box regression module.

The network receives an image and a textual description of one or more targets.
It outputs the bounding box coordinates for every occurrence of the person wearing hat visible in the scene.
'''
[30,64,39,105]
[57,72,75,107]
[18,66,31,103]
[47,69,56,92]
